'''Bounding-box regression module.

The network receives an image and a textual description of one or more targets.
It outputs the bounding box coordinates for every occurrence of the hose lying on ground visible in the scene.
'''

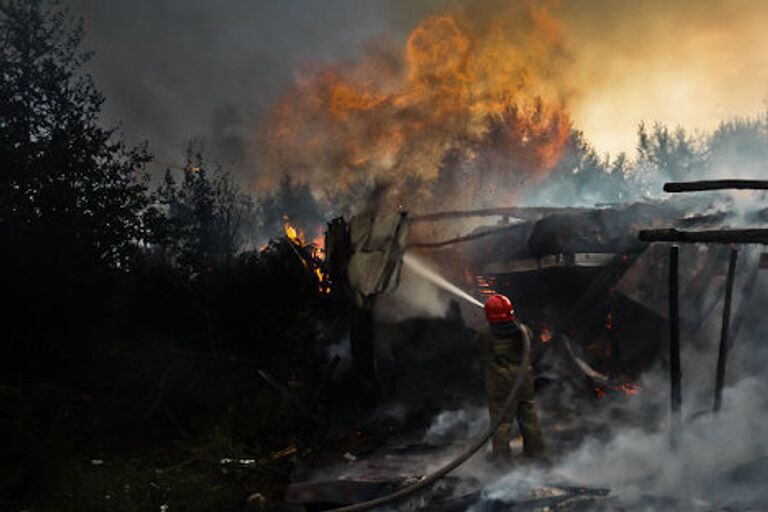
[327,321,532,512]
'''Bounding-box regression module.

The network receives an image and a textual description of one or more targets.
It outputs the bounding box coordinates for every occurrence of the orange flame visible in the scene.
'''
[284,219,330,294]
[262,2,571,210]
[284,222,304,246]
[618,383,640,395]
[475,274,498,296]
[310,229,325,260]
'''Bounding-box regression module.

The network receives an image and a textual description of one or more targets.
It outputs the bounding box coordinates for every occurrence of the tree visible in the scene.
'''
[707,115,768,177]
[0,0,150,267]
[636,122,702,182]
[145,142,253,273]
[523,130,635,206]
[258,174,325,239]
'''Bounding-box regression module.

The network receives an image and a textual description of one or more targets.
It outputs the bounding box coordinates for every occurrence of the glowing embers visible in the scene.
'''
[475,274,498,297]
[539,325,553,343]
[594,382,642,400]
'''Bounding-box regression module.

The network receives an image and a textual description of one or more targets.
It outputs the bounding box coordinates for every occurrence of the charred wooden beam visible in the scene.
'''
[664,180,768,193]
[409,206,588,223]
[669,245,682,447]
[714,248,739,413]
[686,246,730,338]
[730,257,761,344]
[639,228,768,244]
[563,243,648,328]
[350,297,380,403]
[407,223,525,249]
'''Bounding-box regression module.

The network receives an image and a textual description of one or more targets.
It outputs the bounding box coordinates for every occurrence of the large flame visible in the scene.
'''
[283,219,330,294]
[283,221,303,246]
[262,1,571,212]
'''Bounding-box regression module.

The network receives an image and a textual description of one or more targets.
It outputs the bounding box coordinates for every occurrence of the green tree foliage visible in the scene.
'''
[525,130,634,206]
[636,122,703,182]
[707,115,768,176]
[524,113,768,206]
[258,174,325,239]
[0,0,150,266]
[145,142,253,274]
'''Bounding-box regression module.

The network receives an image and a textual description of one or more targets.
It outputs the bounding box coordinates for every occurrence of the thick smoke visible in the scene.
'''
[66,0,440,173]
[67,0,768,193]
[476,372,768,509]
[555,378,768,506]
[261,1,571,213]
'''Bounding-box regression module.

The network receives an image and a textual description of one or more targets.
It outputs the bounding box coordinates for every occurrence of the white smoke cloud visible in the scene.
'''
[374,255,453,322]
[423,407,488,446]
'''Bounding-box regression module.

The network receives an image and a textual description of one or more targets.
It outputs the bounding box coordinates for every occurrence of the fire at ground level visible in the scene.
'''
[282,181,768,511]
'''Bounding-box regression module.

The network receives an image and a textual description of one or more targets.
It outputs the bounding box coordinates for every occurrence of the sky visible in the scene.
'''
[560,0,768,157]
[66,0,768,179]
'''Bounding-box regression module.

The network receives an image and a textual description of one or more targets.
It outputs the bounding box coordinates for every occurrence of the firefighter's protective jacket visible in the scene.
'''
[479,320,546,461]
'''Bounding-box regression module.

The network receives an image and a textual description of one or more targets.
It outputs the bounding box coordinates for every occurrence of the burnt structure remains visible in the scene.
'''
[640,180,768,425]
[291,180,768,511]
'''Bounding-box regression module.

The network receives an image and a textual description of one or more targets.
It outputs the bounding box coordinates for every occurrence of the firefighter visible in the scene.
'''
[481,294,546,464]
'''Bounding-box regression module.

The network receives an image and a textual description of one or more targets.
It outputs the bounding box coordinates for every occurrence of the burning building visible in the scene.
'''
[242,2,768,510]
[280,178,768,511]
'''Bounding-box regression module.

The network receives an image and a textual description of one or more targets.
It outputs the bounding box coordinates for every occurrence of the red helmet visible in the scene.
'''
[484,294,516,325]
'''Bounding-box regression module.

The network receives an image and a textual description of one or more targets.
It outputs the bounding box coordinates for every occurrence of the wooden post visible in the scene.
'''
[714,248,739,412]
[349,296,381,408]
[669,245,682,445]
[728,255,759,350]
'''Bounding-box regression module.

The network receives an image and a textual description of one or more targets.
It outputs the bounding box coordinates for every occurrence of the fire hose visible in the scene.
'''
[327,321,532,512]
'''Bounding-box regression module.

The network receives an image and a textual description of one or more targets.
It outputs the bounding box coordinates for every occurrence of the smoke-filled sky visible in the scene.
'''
[561,0,768,156]
[66,0,443,175]
[67,0,768,179]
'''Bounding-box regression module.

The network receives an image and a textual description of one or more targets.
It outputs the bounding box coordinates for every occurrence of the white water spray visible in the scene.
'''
[402,253,484,308]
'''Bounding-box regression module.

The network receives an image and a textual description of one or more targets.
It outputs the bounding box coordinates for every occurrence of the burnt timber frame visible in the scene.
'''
[641,180,767,430]
[714,249,738,412]
[668,245,682,446]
